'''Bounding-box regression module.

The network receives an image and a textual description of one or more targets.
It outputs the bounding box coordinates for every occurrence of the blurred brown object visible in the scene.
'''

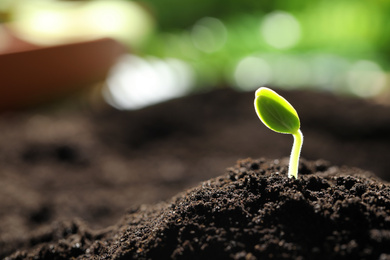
[0,25,126,111]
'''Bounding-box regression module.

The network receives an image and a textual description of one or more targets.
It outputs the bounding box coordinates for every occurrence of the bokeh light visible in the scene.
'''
[271,55,310,88]
[234,56,272,91]
[191,17,227,53]
[11,0,154,46]
[347,60,386,98]
[309,54,351,92]
[261,11,301,49]
[104,54,194,110]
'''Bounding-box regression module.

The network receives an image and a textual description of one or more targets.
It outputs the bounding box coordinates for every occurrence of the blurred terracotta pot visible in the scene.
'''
[0,28,126,111]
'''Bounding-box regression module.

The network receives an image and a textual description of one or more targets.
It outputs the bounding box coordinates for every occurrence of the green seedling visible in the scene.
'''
[254,87,303,179]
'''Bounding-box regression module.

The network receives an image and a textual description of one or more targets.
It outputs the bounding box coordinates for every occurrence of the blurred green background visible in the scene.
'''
[1,0,390,109]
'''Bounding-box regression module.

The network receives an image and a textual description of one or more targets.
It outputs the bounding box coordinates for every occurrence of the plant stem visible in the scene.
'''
[288,129,304,179]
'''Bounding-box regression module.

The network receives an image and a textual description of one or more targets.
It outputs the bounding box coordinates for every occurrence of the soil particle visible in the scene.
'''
[7,158,390,259]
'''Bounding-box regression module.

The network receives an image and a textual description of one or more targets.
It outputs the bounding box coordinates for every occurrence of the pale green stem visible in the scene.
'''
[288,129,304,179]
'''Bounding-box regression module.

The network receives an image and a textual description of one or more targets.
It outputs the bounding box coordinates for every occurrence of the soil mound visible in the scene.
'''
[8,158,390,259]
[2,88,390,258]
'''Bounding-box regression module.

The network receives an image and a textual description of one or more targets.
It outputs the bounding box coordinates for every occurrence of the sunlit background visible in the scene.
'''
[1,0,390,110]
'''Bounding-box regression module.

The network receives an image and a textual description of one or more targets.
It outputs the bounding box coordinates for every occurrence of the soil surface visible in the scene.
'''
[2,88,390,258]
[6,158,390,259]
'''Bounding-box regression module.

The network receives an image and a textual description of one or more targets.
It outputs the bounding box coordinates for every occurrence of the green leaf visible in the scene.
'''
[254,87,300,134]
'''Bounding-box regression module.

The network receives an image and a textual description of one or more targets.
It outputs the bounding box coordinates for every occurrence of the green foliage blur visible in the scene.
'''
[137,0,276,30]
[134,0,390,97]
[138,0,390,56]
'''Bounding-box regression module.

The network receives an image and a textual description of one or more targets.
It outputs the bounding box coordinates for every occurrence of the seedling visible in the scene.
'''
[254,87,303,179]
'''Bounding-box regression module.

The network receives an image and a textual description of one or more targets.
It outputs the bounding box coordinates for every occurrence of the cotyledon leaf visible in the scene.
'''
[254,87,300,134]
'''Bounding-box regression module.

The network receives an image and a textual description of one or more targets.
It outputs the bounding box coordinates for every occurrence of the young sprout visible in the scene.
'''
[254,87,303,179]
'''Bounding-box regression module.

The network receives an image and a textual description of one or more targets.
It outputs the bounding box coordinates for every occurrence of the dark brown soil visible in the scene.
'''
[6,158,390,259]
[2,88,390,259]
